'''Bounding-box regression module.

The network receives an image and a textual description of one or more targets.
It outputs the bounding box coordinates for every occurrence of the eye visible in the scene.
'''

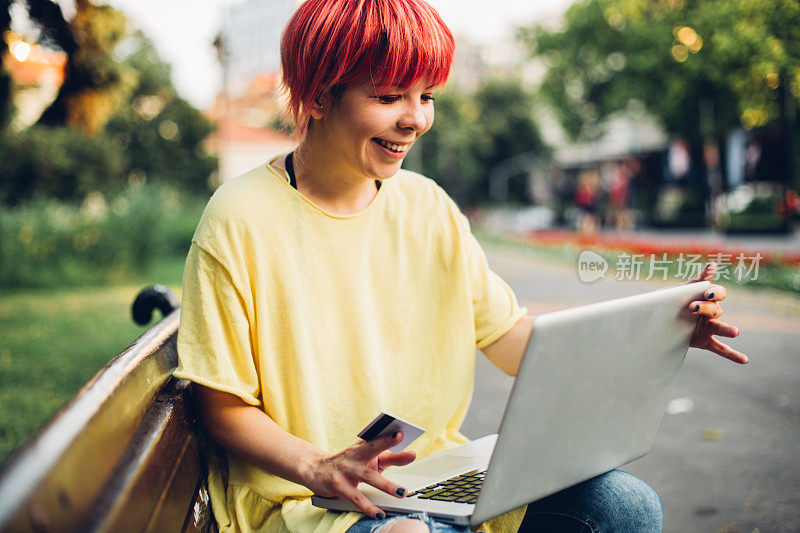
[422,94,436,103]
[376,95,401,104]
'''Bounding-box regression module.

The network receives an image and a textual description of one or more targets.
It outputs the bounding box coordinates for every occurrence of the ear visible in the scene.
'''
[309,95,326,120]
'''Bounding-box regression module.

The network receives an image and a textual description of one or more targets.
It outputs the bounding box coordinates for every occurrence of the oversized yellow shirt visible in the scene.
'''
[175,157,527,532]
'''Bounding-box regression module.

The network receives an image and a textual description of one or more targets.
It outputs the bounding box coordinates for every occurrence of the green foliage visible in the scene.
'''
[521,0,800,141]
[116,30,172,94]
[472,80,549,203]
[0,185,205,289]
[0,126,127,205]
[101,31,217,194]
[724,195,788,232]
[411,78,548,206]
[0,18,217,203]
[413,88,483,205]
[106,112,216,197]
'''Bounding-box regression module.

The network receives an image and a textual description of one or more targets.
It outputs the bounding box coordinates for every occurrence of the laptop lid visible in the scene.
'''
[471,281,709,525]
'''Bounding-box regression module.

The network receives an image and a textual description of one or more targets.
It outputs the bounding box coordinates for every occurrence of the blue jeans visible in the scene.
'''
[346,470,662,532]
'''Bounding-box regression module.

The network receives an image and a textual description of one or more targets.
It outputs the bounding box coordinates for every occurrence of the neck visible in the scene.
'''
[292,135,379,215]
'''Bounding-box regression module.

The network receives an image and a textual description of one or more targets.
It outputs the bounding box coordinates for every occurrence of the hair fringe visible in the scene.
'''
[280,0,455,138]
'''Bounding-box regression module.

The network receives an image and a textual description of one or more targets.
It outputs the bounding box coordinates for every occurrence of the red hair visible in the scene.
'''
[280,0,455,135]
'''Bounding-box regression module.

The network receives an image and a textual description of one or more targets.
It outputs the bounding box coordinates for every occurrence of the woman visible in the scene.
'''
[175,1,748,532]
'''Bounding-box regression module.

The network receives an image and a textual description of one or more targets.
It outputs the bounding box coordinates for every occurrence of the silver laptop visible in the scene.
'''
[312,281,709,526]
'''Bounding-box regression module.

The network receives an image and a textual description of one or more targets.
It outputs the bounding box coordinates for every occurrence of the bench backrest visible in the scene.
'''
[0,308,214,532]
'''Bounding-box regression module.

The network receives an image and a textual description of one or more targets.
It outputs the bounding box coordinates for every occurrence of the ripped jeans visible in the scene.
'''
[345,470,663,533]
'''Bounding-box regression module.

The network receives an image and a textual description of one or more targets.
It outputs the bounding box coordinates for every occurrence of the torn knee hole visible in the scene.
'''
[376,518,430,533]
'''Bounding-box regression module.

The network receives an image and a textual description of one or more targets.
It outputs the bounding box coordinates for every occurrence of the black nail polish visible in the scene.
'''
[694,304,700,312]
[708,292,715,299]
[396,488,405,496]
[376,512,385,520]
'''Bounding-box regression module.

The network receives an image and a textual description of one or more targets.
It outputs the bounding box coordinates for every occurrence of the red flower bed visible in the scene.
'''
[524,230,800,266]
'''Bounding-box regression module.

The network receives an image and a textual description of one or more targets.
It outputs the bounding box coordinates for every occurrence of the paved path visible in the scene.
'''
[461,242,800,533]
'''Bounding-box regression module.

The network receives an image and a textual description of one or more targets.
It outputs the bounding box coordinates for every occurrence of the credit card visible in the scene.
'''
[357,412,425,454]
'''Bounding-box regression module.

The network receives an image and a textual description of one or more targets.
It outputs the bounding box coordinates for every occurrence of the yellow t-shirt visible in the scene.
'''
[175,157,528,532]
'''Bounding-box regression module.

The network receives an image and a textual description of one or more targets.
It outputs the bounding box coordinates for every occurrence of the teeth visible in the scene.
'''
[376,138,409,152]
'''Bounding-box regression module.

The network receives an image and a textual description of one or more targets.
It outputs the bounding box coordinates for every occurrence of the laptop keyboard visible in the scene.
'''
[405,469,485,504]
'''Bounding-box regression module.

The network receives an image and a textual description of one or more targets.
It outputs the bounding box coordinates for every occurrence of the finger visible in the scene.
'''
[339,483,386,519]
[689,301,722,319]
[358,466,409,499]
[706,319,739,338]
[709,337,749,364]
[691,262,717,283]
[354,431,403,461]
[705,285,726,302]
[376,450,416,471]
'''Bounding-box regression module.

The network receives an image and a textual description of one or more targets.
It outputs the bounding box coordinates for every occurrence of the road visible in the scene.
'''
[461,242,800,533]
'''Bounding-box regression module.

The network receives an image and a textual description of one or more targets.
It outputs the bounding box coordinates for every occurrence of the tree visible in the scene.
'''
[0,0,132,135]
[0,0,13,128]
[411,78,548,206]
[104,31,216,194]
[0,125,126,204]
[521,0,800,143]
[412,86,483,205]
[472,79,549,204]
[0,1,130,203]
[0,5,216,203]
[34,0,132,136]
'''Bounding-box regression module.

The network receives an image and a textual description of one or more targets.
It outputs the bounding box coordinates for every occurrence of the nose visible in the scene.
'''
[397,101,428,132]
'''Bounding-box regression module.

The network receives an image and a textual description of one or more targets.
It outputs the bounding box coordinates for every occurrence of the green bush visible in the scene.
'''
[105,96,218,196]
[724,195,788,232]
[0,185,205,289]
[0,127,128,206]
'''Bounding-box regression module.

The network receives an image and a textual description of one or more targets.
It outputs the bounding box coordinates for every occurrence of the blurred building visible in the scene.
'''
[206,72,294,186]
[222,0,297,96]
[210,0,299,183]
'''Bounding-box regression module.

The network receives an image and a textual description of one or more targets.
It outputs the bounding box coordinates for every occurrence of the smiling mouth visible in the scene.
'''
[372,138,410,153]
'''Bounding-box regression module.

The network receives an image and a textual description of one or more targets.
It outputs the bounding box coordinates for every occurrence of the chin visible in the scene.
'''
[372,163,403,180]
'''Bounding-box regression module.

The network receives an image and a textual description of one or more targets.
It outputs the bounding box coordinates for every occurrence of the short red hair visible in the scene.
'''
[280,0,455,135]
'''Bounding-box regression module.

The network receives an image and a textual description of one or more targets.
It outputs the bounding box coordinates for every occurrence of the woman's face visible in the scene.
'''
[312,78,438,181]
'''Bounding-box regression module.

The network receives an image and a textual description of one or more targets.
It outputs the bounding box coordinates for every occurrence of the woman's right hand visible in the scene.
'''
[306,431,417,519]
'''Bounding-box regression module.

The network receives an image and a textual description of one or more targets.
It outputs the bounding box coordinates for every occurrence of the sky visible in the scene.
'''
[105,0,572,109]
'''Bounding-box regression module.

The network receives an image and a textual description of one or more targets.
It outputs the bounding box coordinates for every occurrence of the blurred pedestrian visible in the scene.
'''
[607,159,636,232]
[779,189,799,226]
[574,169,601,234]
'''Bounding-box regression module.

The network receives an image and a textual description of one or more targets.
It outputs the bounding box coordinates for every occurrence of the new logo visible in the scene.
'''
[578,250,608,283]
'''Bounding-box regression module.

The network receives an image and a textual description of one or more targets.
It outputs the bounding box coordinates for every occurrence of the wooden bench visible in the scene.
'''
[0,286,216,532]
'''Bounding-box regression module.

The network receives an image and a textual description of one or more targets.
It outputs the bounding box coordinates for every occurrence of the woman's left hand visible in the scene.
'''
[688,263,749,364]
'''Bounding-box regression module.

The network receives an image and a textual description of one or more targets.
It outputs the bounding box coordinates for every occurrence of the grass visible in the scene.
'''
[0,255,186,466]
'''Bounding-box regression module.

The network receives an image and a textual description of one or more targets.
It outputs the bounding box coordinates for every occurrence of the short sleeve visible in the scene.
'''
[458,214,527,349]
[175,243,261,406]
